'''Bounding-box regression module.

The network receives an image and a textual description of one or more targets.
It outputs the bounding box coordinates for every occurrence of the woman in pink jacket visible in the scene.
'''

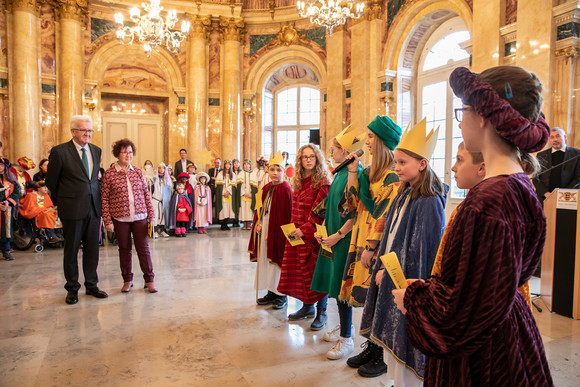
[101,138,157,293]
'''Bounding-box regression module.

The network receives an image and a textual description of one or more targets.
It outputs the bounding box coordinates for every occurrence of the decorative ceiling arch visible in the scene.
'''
[245,44,326,93]
[85,35,184,91]
[383,0,473,72]
[264,64,319,92]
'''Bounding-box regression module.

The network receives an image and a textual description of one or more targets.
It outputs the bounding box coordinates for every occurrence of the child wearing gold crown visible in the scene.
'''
[248,151,293,309]
[357,118,447,382]
[394,66,553,386]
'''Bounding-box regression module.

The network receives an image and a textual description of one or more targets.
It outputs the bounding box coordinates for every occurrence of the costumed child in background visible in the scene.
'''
[237,159,254,230]
[169,183,193,237]
[358,118,447,382]
[0,158,20,260]
[20,181,63,244]
[151,163,173,238]
[216,160,236,230]
[248,151,293,309]
[10,156,34,197]
[311,125,363,359]
[194,172,212,234]
[231,159,242,227]
[187,163,198,231]
[337,115,401,368]
[177,171,196,232]
[250,156,270,197]
[143,160,156,194]
[395,66,552,386]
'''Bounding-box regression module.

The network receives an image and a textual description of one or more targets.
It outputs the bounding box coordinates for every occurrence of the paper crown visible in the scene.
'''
[269,151,285,167]
[397,118,439,160]
[335,124,364,153]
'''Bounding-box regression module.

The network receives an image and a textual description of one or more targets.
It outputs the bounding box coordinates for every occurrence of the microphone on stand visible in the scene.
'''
[332,148,364,175]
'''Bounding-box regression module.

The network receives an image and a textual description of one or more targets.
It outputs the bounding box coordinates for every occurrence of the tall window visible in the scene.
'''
[263,86,320,165]
[417,20,470,201]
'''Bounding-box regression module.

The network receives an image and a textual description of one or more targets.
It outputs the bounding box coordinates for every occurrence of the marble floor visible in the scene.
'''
[1,227,579,387]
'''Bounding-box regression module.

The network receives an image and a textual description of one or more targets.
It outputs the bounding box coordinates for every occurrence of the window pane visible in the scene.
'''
[263,93,273,128]
[422,81,447,182]
[277,88,297,126]
[262,131,272,158]
[300,130,311,147]
[423,31,470,71]
[299,87,320,125]
[277,130,297,163]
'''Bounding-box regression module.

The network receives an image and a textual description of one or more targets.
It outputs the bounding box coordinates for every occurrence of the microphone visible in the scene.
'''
[332,148,364,175]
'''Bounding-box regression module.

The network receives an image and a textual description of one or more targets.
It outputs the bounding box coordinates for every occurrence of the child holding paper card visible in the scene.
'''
[278,144,331,325]
[248,152,293,309]
[394,66,553,386]
[357,118,447,382]
[311,126,363,359]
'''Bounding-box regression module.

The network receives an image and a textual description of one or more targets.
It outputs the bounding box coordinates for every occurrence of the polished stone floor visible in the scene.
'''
[1,227,579,386]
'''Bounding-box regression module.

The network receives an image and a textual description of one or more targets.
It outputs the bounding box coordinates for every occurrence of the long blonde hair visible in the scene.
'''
[293,144,332,191]
[369,137,395,183]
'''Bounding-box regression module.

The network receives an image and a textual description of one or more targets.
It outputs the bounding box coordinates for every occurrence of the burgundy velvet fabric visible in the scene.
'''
[248,181,293,267]
[403,173,553,386]
[449,67,549,153]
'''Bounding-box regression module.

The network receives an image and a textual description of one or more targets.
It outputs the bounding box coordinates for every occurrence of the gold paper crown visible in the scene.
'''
[335,124,364,153]
[397,118,439,160]
[269,151,285,167]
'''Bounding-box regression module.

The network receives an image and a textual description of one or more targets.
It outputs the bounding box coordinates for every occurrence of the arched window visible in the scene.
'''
[417,18,470,201]
[262,86,320,164]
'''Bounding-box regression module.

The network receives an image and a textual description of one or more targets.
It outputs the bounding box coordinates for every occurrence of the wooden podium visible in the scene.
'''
[540,188,580,319]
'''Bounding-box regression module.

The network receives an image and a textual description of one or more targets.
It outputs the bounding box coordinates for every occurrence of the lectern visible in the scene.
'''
[540,188,580,319]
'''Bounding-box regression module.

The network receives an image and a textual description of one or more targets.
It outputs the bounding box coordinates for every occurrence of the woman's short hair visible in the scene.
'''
[112,138,136,158]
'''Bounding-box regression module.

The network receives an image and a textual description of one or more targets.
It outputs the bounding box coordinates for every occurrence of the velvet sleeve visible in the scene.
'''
[403,207,520,359]
[300,184,329,243]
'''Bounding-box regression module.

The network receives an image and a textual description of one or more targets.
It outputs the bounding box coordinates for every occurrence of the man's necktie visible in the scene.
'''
[81,148,89,176]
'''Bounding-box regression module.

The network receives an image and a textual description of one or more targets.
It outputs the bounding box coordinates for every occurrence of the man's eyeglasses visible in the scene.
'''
[454,107,474,122]
[73,128,94,134]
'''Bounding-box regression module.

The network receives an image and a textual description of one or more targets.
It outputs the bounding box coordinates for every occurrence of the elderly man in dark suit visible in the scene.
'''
[46,115,108,305]
[534,127,580,204]
[174,149,193,176]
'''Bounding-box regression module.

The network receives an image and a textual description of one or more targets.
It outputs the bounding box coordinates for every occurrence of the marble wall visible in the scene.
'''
[0,1,7,69]
[102,55,168,91]
[40,4,56,75]
[0,98,8,156]
[505,0,518,25]
[208,27,221,90]
[40,98,57,159]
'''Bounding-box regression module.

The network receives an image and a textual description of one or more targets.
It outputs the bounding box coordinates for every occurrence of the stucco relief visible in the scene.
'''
[102,55,168,91]
[40,4,56,75]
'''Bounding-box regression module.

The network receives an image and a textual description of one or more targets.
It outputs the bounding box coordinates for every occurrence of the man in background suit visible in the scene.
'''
[174,149,193,176]
[46,115,108,305]
[208,158,222,221]
[534,127,580,204]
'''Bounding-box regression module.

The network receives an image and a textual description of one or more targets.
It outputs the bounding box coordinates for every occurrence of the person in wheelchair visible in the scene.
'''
[19,181,63,244]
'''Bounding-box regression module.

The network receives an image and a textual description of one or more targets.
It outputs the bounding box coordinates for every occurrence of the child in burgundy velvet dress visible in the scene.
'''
[393,66,553,386]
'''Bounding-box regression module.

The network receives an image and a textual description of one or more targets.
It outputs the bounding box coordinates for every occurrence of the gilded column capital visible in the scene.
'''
[53,0,89,22]
[364,0,383,21]
[188,14,212,40]
[555,46,578,58]
[6,0,42,16]
[219,16,246,43]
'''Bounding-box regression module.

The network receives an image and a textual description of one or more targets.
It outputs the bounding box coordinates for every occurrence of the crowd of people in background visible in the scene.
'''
[3,62,579,385]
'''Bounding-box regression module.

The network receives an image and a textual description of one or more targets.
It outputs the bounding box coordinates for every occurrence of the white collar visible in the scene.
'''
[114,163,134,172]
[552,146,566,153]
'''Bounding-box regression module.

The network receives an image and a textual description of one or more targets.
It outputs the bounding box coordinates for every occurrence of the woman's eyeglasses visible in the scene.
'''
[454,107,474,122]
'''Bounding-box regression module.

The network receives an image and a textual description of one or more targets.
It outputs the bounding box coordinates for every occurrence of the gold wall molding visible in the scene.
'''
[188,14,212,40]
[271,25,309,47]
[6,0,42,15]
[365,0,383,21]
[219,16,246,43]
[87,33,114,56]
[555,46,578,58]
[53,0,88,22]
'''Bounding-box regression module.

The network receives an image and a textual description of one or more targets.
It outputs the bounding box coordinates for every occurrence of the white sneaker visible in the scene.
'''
[154,232,159,239]
[161,231,169,238]
[326,337,354,360]
[323,324,355,342]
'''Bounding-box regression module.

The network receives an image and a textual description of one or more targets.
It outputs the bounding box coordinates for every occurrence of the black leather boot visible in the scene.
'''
[310,302,328,330]
[288,304,315,320]
[357,343,387,378]
[347,340,377,368]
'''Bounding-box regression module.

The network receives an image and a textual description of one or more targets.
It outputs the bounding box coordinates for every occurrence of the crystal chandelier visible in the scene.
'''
[297,0,364,36]
[114,0,191,57]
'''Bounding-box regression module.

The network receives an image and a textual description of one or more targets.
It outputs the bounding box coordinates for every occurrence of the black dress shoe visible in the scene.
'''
[257,291,278,305]
[65,292,78,305]
[288,304,316,320]
[86,288,109,298]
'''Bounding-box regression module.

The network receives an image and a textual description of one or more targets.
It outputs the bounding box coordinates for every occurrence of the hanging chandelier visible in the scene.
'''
[297,0,364,36]
[114,0,191,57]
